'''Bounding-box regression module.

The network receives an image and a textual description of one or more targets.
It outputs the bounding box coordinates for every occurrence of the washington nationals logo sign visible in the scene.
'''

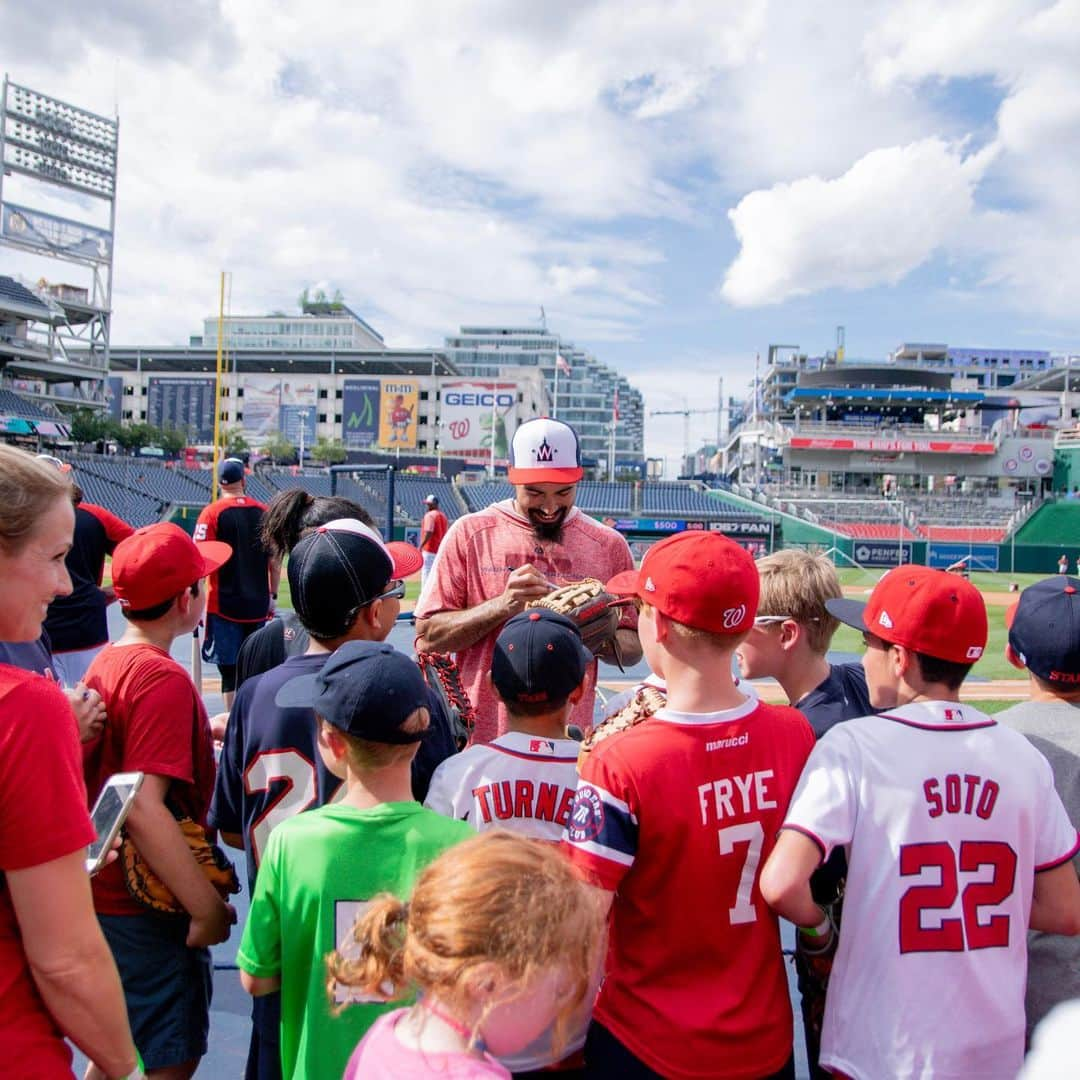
[567,786,605,844]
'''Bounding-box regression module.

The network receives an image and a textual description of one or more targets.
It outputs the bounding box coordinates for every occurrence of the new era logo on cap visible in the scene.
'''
[878,611,894,629]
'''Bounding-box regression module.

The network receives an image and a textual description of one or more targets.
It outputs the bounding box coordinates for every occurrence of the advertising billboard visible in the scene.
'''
[342,378,380,449]
[1,203,113,263]
[438,380,517,463]
[279,379,317,448]
[378,378,418,449]
[242,375,281,440]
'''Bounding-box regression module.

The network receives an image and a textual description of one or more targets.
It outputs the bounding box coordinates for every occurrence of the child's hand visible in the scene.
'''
[187,900,237,948]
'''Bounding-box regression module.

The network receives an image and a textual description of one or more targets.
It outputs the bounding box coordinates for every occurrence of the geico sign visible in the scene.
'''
[444,392,515,407]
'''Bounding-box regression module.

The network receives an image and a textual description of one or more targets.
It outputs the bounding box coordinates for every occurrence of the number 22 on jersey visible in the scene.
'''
[899,840,1017,953]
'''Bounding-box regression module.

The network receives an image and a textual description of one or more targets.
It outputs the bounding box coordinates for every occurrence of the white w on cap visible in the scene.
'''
[507,417,584,485]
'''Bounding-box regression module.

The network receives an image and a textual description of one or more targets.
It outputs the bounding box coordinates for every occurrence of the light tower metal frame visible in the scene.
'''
[0,76,119,410]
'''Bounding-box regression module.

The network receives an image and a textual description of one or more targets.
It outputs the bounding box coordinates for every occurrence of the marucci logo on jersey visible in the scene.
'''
[705,732,749,752]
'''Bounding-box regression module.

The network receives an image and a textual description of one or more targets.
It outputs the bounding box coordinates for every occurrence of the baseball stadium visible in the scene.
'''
[4,75,1080,1080]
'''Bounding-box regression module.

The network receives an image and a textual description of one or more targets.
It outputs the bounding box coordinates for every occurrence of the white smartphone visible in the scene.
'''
[85,771,144,875]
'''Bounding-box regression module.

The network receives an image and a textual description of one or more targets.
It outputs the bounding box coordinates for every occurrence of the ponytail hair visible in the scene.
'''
[326,831,605,1051]
[326,895,410,1009]
[260,490,375,558]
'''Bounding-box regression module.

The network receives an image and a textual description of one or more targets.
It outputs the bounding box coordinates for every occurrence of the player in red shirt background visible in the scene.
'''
[418,493,448,593]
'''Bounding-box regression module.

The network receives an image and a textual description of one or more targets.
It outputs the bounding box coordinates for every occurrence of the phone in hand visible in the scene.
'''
[86,771,144,875]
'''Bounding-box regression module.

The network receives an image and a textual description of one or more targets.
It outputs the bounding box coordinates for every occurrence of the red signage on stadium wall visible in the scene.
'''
[788,437,995,455]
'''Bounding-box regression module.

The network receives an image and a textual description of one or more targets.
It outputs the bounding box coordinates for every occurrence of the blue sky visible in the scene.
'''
[3,0,1079,471]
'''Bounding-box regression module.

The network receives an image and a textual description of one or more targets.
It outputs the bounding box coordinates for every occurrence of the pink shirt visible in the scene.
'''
[415,501,636,744]
[343,1009,510,1079]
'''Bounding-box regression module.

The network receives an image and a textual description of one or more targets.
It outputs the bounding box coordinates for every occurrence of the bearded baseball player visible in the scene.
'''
[414,417,640,744]
[761,566,1080,1079]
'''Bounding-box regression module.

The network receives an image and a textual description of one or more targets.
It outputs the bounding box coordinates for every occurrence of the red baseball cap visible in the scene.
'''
[112,523,232,611]
[607,532,758,634]
[827,565,987,664]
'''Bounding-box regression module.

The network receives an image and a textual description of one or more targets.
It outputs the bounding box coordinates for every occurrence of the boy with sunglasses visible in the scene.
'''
[736,550,870,739]
[210,519,458,1080]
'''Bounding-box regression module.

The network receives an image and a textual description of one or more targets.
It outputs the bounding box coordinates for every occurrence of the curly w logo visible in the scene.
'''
[722,604,746,629]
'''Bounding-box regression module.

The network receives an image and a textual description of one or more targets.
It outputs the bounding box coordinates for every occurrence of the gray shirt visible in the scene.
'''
[998,698,1080,1044]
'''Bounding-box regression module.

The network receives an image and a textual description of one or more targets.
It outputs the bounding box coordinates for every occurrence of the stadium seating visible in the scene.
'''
[640,482,763,519]
[0,388,58,420]
[833,523,920,541]
[920,526,1006,543]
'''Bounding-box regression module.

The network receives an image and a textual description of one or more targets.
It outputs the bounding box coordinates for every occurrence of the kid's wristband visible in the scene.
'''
[798,909,832,939]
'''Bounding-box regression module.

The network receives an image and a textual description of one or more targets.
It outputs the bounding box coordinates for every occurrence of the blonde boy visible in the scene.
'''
[736,549,870,737]
[565,532,814,1079]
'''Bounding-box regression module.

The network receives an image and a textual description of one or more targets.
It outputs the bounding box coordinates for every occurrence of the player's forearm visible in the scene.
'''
[125,800,229,919]
[415,598,513,654]
[1030,862,1080,934]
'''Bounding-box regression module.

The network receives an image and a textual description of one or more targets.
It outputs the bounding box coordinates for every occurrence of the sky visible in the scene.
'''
[3,0,1080,473]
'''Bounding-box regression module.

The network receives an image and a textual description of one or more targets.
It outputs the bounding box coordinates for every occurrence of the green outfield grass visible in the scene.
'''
[271,565,423,614]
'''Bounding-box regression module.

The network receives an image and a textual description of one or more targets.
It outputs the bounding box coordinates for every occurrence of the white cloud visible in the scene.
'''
[720,139,986,307]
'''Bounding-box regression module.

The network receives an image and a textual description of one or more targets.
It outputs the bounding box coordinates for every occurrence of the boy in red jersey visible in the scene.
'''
[565,532,815,1079]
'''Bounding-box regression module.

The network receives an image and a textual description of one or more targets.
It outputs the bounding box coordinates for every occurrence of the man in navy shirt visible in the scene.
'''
[209,519,457,1080]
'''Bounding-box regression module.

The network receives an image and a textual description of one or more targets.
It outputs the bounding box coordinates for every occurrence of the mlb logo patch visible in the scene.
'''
[529,739,555,755]
[943,707,964,723]
[965,646,983,660]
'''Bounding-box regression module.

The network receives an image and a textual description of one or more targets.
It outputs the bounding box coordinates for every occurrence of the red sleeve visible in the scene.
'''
[0,673,94,870]
[81,503,135,550]
[119,668,198,785]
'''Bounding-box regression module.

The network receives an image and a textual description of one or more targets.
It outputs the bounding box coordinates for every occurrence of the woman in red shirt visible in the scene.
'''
[0,444,140,1078]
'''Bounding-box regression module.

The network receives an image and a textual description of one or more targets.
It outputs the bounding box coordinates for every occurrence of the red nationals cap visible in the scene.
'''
[607,531,758,634]
[827,564,987,664]
[113,523,232,611]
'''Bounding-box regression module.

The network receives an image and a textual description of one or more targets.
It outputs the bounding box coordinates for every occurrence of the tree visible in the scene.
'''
[221,426,249,456]
[261,432,296,464]
[69,408,115,447]
[112,423,157,452]
[156,425,186,455]
[311,436,347,465]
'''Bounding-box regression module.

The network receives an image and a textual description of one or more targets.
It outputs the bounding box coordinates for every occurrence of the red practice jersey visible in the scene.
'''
[194,495,270,621]
[565,698,815,1079]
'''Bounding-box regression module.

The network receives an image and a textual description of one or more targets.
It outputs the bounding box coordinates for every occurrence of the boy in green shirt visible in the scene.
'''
[238,640,471,1080]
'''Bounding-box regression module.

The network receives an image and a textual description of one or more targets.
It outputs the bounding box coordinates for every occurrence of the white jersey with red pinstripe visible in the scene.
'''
[423,730,580,841]
[782,699,1080,1080]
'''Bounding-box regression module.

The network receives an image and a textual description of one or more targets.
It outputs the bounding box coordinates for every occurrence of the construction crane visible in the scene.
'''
[649,406,721,471]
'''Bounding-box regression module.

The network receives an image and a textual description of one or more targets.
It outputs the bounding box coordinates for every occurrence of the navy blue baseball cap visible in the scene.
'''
[1007,576,1080,686]
[274,640,431,742]
[219,457,245,484]
[492,609,592,705]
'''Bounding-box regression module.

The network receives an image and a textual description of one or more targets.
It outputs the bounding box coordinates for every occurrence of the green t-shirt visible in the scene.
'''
[237,800,471,1080]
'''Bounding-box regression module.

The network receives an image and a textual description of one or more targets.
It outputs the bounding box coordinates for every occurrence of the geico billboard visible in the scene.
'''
[439,381,518,460]
[443,391,515,408]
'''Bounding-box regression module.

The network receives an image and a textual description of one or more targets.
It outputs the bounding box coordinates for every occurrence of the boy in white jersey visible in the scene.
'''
[425,608,589,839]
[761,565,1080,1080]
[426,608,593,1076]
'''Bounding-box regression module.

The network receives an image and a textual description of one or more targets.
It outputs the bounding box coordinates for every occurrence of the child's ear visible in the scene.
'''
[318,721,346,758]
[462,961,504,1004]
[1004,643,1027,672]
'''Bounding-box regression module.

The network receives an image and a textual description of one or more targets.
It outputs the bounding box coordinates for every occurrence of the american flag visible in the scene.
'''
[612,387,620,422]
[555,353,571,375]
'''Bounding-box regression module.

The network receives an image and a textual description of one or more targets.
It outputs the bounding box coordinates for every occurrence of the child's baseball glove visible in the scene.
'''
[578,683,666,767]
[122,817,240,916]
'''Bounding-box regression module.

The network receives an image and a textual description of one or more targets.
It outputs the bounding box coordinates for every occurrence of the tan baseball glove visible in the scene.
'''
[122,817,240,916]
[526,578,622,662]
